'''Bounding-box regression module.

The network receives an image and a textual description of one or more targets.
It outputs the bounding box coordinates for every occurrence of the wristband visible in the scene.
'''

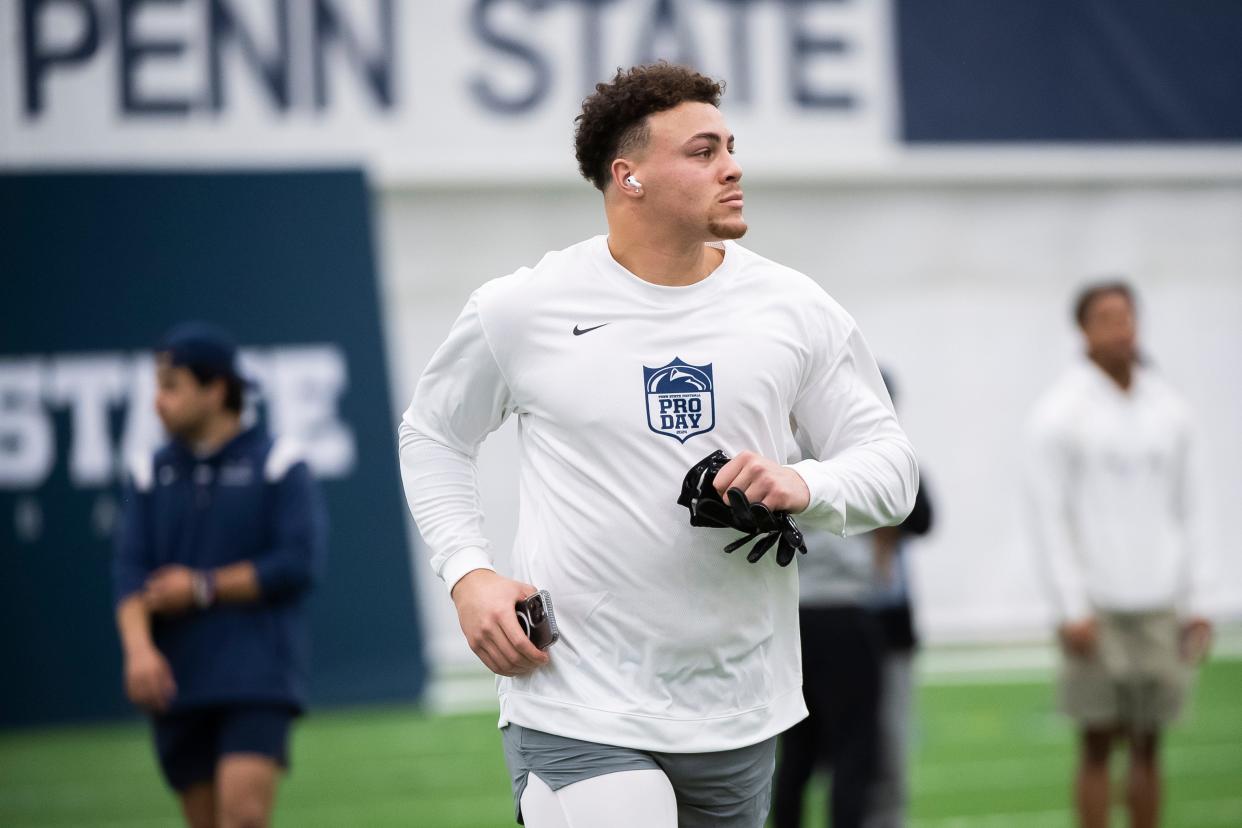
[191,570,216,609]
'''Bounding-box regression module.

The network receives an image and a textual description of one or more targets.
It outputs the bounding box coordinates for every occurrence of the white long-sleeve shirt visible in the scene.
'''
[1025,359,1209,622]
[399,235,918,752]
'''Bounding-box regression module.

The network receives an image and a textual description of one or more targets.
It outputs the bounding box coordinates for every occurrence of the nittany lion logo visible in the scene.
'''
[643,358,715,443]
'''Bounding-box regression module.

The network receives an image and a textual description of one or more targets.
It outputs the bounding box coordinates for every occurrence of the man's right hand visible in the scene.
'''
[1059,617,1098,657]
[123,645,177,713]
[451,569,550,677]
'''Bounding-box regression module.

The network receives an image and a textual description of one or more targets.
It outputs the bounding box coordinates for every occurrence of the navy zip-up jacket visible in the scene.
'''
[113,425,328,713]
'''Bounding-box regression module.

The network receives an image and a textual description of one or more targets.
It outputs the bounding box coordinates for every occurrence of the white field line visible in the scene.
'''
[921,626,1242,686]
[423,627,1242,712]
[922,703,1242,746]
[425,673,500,715]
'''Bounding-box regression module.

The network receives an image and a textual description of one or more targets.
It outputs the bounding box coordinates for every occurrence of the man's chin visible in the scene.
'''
[159,418,195,443]
[162,424,188,442]
[708,216,748,240]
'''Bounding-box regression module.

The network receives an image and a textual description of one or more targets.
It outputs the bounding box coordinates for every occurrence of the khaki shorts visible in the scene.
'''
[1059,610,1190,731]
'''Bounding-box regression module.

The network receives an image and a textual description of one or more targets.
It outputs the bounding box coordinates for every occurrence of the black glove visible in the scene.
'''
[677,450,808,566]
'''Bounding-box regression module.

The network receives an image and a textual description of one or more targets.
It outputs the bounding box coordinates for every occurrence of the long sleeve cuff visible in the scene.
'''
[1178,588,1211,619]
[440,546,496,595]
[787,459,847,535]
[253,551,314,600]
[1058,592,1092,624]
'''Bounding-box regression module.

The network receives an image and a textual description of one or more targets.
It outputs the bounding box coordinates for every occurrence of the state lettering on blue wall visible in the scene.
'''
[0,171,426,725]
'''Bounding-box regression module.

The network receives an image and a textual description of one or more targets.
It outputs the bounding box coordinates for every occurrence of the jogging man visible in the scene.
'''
[1027,281,1212,828]
[114,322,327,828]
[399,64,918,828]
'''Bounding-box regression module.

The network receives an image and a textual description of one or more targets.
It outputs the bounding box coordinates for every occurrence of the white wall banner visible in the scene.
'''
[7,1,1242,183]
[1,0,902,181]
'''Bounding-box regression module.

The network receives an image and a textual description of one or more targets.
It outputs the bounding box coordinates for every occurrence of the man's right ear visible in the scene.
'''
[610,161,643,194]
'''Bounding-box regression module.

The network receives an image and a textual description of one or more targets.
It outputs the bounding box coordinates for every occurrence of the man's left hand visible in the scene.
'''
[144,566,196,615]
[712,450,811,514]
[1181,616,1213,663]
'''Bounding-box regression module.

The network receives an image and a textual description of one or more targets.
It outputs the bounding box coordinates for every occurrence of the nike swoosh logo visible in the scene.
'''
[572,323,609,336]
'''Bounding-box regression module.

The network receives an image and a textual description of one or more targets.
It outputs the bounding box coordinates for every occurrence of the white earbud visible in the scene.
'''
[625,175,642,190]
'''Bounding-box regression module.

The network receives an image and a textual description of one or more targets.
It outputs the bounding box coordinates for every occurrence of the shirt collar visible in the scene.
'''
[170,424,264,465]
[1078,355,1148,398]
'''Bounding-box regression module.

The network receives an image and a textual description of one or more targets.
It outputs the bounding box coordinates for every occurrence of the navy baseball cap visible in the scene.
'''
[157,321,252,385]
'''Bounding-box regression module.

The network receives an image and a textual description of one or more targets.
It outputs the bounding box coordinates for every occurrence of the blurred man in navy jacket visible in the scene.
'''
[113,322,327,828]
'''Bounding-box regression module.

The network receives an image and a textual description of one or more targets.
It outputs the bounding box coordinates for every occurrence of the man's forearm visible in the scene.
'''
[210,561,262,604]
[116,595,154,655]
[399,422,497,591]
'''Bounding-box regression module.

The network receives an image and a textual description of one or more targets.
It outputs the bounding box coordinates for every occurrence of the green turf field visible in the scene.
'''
[2,658,1238,827]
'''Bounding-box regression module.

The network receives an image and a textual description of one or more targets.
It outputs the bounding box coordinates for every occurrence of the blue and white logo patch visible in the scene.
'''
[643,358,715,443]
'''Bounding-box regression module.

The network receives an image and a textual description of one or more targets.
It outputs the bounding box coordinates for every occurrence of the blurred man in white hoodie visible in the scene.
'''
[1026,281,1212,828]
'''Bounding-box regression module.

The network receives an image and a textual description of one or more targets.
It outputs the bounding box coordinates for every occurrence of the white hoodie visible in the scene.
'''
[1026,359,1208,622]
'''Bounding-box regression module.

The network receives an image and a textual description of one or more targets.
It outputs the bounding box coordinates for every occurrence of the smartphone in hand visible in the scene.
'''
[516,590,559,650]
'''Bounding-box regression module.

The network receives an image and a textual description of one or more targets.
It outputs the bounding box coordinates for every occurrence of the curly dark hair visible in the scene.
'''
[1074,279,1135,327]
[575,63,724,192]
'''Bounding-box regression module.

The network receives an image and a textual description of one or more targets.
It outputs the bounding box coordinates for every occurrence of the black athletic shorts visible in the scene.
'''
[152,703,298,791]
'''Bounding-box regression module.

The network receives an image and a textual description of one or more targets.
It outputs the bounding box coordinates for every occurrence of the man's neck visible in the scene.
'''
[1089,352,1134,391]
[188,414,244,457]
[606,232,723,287]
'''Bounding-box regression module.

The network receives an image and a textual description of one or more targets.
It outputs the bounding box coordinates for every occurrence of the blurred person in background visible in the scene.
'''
[771,519,887,828]
[113,322,327,828]
[773,370,934,828]
[399,63,917,828]
[1026,281,1211,828]
[865,372,934,828]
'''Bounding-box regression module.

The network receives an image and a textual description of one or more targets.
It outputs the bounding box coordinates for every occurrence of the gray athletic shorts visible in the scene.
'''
[501,723,776,827]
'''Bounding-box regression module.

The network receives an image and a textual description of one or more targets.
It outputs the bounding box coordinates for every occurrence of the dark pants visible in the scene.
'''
[773,606,884,828]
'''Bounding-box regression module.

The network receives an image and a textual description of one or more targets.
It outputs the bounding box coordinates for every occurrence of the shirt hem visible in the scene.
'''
[496,684,808,754]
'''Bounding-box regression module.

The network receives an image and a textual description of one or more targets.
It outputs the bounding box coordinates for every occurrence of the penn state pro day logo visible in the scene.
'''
[643,358,715,443]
